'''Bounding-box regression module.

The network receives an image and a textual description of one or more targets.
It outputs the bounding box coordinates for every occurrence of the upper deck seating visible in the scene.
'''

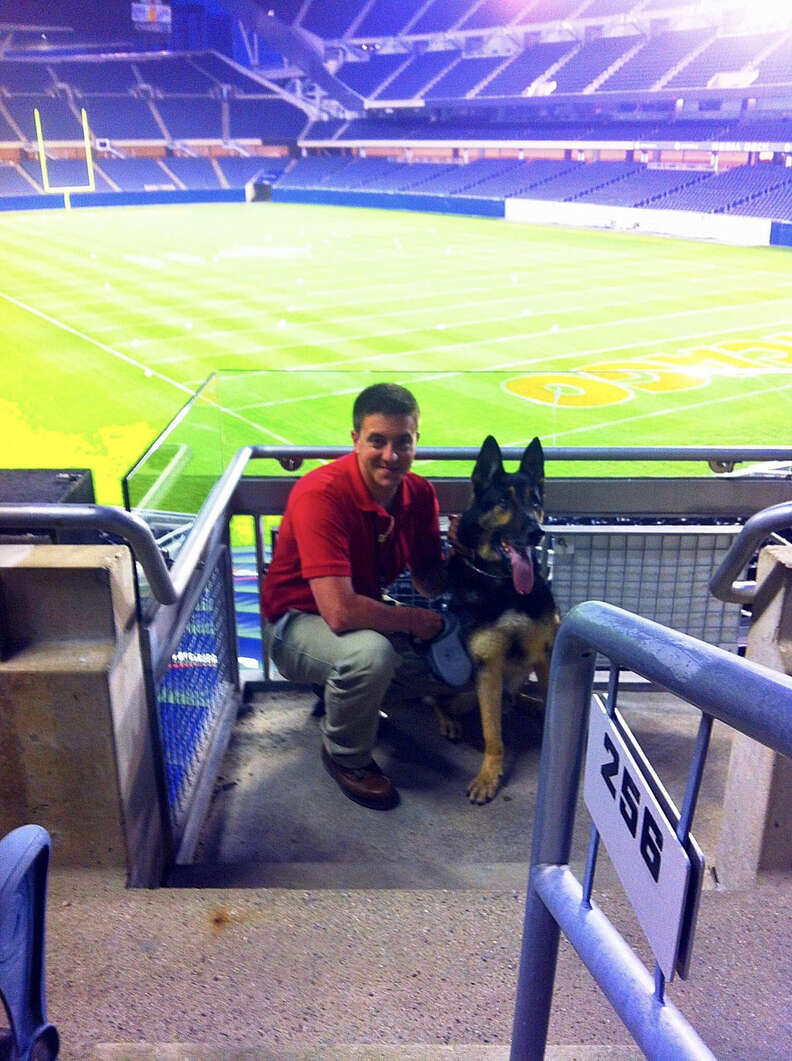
[189,53,271,92]
[477,40,575,96]
[376,50,461,100]
[407,0,478,35]
[601,27,711,90]
[136,56,215,93]
[459,1,539,31]
[265,0,304,22]
[52,60,137,94]
[354,0,427,38]
[300,118,347,140]
[300,0,363,39]
[156,98,222,139]
[526,0,582,23]
[733,118,792,142]
[424,56,508,99]
[552,34,640,93]
[665,33,776,90]
[0,61,53,92]
[85,97,163,140]
[228,98,307,141]
[0,108,20,141]
[753,36,792,87]
[335,53,410,97]
[5,96,82,141]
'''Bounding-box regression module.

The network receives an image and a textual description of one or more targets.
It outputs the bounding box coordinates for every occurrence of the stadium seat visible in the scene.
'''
[0,826,59,1061]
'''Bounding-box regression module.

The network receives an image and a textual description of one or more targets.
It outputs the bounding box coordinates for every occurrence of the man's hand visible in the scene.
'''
[409,607,444,642]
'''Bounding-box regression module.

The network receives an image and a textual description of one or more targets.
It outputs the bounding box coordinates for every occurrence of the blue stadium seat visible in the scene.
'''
[0,826,59,1061]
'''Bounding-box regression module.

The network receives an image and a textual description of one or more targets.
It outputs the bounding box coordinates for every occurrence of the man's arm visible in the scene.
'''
[310,576,443,640]
[409,513,459,599]
[410,562,447,601]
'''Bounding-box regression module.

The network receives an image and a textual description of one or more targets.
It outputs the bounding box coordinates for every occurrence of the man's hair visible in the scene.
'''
[352,383,420,433]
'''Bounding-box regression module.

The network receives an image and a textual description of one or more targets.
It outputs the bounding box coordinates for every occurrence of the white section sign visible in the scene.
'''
[584,697,692,980]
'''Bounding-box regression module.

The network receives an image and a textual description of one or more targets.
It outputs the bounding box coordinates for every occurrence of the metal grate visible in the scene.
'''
[549,527,743,651]
[156,563,234,828]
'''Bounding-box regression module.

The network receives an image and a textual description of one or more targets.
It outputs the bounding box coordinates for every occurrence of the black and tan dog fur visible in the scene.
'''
[437,435,559,804]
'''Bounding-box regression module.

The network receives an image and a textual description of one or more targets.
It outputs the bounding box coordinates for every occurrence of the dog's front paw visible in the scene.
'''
[466,756,503,804]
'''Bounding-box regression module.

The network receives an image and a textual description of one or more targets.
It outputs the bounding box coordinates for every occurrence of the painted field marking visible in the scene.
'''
[287,296,792,372]
[507,376,792,448]
[0,290,294,445]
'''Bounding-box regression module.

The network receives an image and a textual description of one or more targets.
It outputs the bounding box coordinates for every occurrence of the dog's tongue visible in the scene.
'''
[504,543,534,595]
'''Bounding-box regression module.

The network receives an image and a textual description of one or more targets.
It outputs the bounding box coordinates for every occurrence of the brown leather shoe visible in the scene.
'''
[321,746,399,810]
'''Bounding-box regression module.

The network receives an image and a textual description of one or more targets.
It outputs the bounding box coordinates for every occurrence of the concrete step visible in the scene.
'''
[90,1046,644,1060]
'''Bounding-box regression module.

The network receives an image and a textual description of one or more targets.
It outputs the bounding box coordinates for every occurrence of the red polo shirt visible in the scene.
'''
[261,451,442,622]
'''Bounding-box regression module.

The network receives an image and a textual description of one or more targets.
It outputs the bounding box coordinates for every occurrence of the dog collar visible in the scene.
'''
[459,553,512,584]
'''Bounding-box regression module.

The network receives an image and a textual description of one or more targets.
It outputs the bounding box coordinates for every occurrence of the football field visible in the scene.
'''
[2,200,791,503]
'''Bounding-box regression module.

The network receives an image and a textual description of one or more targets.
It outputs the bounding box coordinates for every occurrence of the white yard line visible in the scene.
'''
[0,290,294,445]
[278,299,792,375]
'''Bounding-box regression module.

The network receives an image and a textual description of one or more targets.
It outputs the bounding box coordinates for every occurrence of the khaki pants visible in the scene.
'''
[270,611,450,768]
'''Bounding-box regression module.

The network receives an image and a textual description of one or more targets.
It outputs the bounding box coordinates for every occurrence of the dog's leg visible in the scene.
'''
[468,662,504,804]
[425,695,463,741]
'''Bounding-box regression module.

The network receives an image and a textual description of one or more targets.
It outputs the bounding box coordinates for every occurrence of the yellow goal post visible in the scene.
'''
[34,106,96,208]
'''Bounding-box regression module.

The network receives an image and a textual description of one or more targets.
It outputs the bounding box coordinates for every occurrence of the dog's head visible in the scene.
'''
[454,435,545,595]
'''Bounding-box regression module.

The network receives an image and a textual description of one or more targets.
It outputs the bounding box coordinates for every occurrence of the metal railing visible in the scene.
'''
[2,445,791,884]
[509,601,792,1060]
[709,500,792,604]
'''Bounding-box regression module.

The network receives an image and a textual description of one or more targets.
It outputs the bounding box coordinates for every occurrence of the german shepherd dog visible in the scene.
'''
[439,436,559,804]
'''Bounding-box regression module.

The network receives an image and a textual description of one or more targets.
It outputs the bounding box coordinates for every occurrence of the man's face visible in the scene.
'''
[353,412,419,505]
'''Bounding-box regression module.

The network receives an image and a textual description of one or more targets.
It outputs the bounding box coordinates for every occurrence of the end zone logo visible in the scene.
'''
[505,336,792,408]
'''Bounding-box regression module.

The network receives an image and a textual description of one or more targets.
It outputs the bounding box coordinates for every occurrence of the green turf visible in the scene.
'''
[2,201,791,504]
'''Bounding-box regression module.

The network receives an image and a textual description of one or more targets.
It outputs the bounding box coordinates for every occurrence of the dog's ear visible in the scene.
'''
[520,437,545,487]
[473,435,503,494]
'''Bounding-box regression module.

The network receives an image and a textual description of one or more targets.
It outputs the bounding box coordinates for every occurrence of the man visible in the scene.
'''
[261,383,449,810]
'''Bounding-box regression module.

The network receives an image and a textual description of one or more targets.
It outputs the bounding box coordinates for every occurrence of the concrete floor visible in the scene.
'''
[176,687,732,892]
[31,685,792,1060]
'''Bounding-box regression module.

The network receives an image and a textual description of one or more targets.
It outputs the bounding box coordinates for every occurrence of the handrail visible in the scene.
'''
[510,601,792,1060]
[0,502,179,605]
[249,444,792,470]
[3,446,790,608]
[708,500,792,604]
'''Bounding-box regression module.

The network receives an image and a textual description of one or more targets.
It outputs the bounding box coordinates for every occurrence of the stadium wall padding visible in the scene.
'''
[0,193,66,212]
[270,186,505,217]
[71,188,247,208]
[2,187,789,250]
[505,197,772,246]
[770,221,792,248]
